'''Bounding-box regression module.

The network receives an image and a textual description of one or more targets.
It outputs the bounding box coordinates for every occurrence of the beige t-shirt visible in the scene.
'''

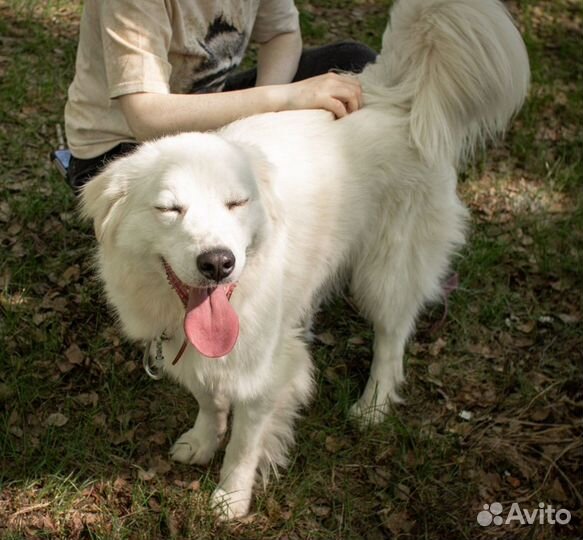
[65,0,299,159]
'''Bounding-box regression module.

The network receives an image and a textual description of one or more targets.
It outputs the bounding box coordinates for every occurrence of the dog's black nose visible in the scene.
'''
[196,248,235,282]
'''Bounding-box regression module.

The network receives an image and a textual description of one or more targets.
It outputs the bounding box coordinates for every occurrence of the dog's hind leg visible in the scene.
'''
[348,193,466,427]
[349,298,418,427]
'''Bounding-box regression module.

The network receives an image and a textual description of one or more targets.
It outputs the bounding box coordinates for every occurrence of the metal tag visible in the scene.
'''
[142,341,164,380]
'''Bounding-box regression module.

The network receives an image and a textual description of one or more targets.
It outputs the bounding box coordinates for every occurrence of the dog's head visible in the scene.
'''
[81,132,276,356]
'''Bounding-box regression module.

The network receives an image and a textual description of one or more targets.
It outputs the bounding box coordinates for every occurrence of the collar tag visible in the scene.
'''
[143,341,164,380]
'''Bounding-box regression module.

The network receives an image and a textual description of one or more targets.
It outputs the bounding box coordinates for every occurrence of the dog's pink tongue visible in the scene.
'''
[184,286,239,358]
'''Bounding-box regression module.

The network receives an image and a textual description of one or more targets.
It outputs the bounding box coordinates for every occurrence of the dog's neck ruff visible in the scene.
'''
[162,260,238,362]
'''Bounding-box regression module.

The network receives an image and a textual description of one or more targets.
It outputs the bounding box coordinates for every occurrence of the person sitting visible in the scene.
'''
[64,0,377,191]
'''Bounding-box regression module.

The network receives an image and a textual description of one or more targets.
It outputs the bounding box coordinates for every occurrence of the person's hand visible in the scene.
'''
[279,73,364,118]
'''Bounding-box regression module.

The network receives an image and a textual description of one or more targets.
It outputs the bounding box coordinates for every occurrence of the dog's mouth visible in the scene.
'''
[163,260,239,359]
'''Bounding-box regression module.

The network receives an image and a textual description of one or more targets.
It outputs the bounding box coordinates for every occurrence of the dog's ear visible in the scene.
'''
[79,158,130,244]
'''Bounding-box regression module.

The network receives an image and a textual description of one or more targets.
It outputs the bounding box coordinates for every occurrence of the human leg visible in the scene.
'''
[67,142,138,192]
[224,41,377,90]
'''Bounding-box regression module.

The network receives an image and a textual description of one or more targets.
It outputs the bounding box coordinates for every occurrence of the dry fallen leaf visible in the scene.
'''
[41,292,68,313]
[427,361,442,376]
[325,435,348,453]
[148,497,162,513]
[32,312,50,325]
[513,337,535,348]
[506,475,521,488]
[73,392,99,407]
[517,320,536,334]
[93,413,107,428]
[188,480,201,491]
[323,366,345,383]
[0,383,14,402]
[64,343,84,365]
[137,468,156,482]
[45,413,68,427]
[56,360,75,374]
[558,313,580,324]
[550,280,568,291]
[150,455,172,475]
[7,223,22,235]
[429,337,447,357]
[395,483,411,501]
[148,431,167,445]
[548,477,568,502]
[110,428,136,446]
[9,426,23,438]
[367,467,391,488]
[315,332,336,346]
[381,509,416,535]
[60,265,81,285]
[113,476,130,491]
[310,500,331,518]
[0,201,10,222]
[529,407,550,422]
[465,342,496,358]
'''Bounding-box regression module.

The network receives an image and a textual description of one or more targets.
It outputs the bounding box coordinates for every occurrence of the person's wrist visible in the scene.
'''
[263,84,290,113]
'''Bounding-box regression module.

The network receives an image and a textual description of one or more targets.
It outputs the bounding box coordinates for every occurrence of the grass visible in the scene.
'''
[0,0,582,538]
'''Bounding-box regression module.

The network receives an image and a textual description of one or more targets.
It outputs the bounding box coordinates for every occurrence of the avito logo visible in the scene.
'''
[477,502,572,526]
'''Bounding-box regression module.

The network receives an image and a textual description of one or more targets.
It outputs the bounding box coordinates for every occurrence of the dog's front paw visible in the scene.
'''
[211,487,251,520]
[349,396,400,429]
[349,398,391,428]
[170,427,217,465]
[350,374,403,429]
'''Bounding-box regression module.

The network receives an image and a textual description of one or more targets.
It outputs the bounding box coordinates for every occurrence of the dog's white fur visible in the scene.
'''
[81,0,529,519]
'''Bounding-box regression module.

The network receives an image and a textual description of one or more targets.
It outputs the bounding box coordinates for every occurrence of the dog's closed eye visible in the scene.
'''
[155,204,184,215]
[225,198,249,211]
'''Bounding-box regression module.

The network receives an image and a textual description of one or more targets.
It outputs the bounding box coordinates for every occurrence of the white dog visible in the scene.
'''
[81,0,529,519]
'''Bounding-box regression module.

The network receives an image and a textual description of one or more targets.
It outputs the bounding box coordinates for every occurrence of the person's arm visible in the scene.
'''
[108,1,362,142]
[119,73,363,141]
[118,87,285,141]
[255,29,302,86]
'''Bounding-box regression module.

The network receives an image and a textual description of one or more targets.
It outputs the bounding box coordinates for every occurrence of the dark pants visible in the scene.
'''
[67,41,377,191]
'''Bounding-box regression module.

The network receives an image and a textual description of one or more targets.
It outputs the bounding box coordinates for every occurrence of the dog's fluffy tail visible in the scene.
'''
[363,0,530,166]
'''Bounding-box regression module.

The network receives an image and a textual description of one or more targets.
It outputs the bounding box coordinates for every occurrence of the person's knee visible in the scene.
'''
[328,41,378,72]
[293,41,377,81]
